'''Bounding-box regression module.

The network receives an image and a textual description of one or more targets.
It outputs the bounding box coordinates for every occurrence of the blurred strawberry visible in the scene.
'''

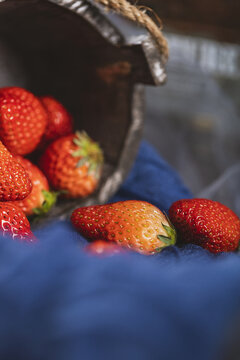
[39,131,103,198]
[0,141,32,201]
[39,96,73,147]
[10,157,57,216]
[85,240,125,256]
[0,202,35,242]
[0,87,47,155]
[169,198,240,253]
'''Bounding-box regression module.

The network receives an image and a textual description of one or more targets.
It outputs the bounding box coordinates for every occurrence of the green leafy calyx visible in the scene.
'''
[156,222,177,252]
[72,131,104,175]
[33,190,58,216]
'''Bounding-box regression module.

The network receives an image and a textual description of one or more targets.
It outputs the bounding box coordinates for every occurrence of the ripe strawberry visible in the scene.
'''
[0,87,47,155]
[85,240,125,256]
[39,96,73,147]
[39,131,104,198]
[0,202,35,242]
[169,198,240,253]
[0,141,32,201]
[71,200,176,255]
[10,157,57,216]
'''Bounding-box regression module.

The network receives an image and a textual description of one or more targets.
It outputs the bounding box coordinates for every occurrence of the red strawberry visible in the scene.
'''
[0,141,32,201]
[71,200,176,255]
[169,198,240,253]
[0,202,35,242]
[85,240,125,256]
[39,96,73,147]
[10,157,57,216]
[0,87,47,155]
[39,131,103,198]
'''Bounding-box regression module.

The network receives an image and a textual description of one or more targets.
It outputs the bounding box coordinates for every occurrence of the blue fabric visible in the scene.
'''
[112,141,192,212]
[0,142,239,360]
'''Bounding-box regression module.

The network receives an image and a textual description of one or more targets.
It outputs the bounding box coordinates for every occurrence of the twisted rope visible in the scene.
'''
[94,0,168,63]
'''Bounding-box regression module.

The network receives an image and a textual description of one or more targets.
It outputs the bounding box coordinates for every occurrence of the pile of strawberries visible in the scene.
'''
[0,86,239,255]
[0,86,103,241]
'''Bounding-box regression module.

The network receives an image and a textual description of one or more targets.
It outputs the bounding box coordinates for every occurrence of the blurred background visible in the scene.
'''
[108,0,240,215]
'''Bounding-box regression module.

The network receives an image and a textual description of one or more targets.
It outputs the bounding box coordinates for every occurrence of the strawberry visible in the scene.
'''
[0,141,32,201]
[0,202,35,242]
[39,131,104,198]
[169,198,240,253]
[39,96,73,147]
[0,87,47,155]
[71,200,176,255]
[85,240,125,256]
[10,157,57,216]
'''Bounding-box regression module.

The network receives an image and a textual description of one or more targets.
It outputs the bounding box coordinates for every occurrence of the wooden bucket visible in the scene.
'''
[0,0,167,220]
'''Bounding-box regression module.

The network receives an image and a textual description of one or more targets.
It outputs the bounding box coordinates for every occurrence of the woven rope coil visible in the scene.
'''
[94,0,169,64]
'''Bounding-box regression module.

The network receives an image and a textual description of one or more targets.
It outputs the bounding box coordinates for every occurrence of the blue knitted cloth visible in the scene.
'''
[0,142,239,360]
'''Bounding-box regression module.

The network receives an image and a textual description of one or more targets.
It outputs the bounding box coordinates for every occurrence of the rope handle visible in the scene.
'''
[94,0,169,64]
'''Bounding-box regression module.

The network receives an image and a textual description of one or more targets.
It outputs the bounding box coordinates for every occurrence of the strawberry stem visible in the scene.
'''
[156,223,177,251]
[33,190,58,216]
[72,131,104,175]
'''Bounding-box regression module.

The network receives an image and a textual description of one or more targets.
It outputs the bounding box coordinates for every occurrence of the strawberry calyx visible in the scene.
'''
[33,190,58,216]
[156,223,177,251]
[72,131,104,175]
